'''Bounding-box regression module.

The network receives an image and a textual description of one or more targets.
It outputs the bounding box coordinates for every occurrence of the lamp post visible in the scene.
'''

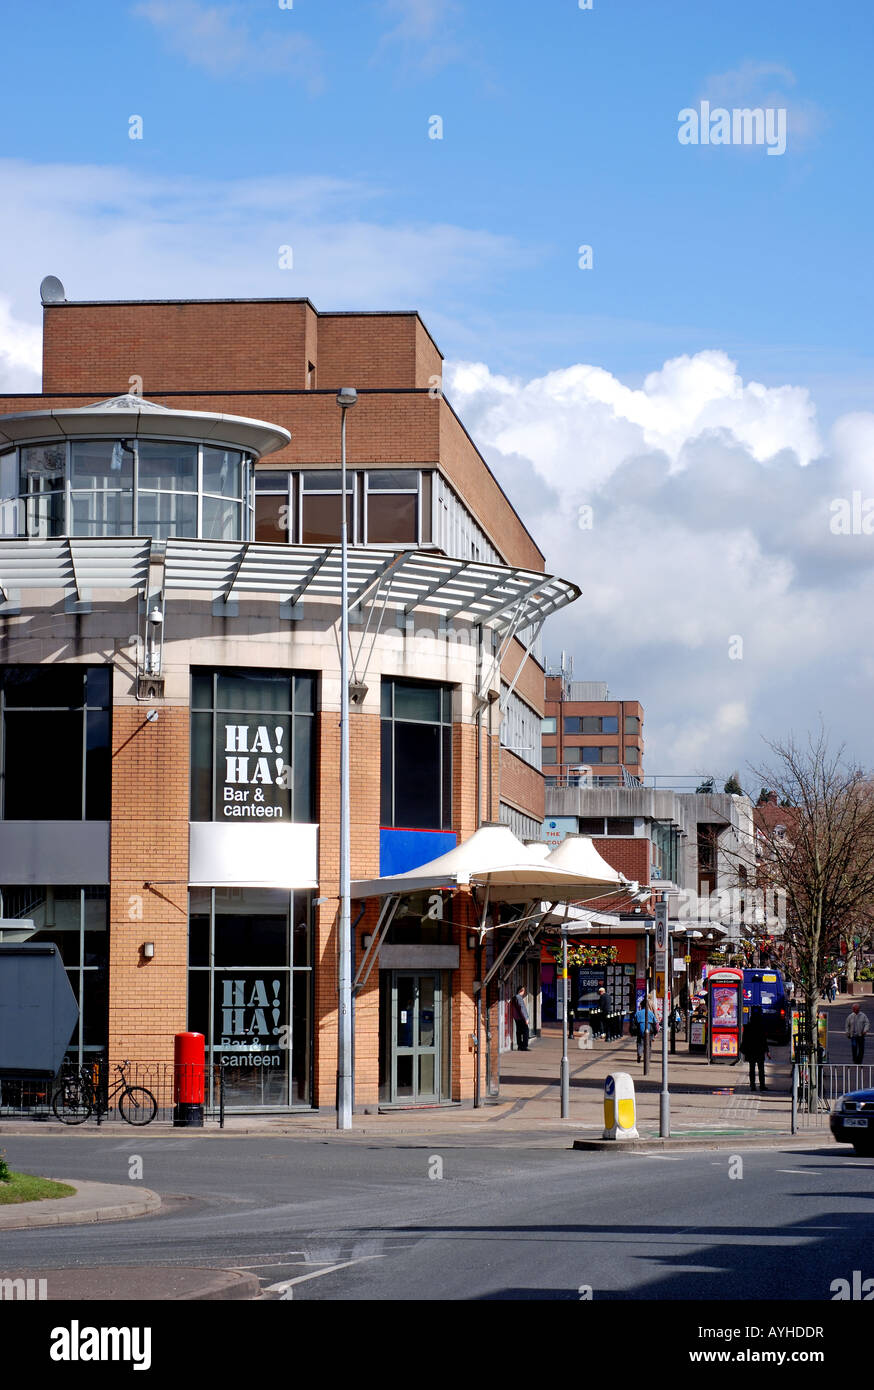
[336,386,357,1131]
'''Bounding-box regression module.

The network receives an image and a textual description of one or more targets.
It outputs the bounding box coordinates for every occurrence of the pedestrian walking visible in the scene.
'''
[634,995,658,1062]
[830,976,838,1003]
[512,985,530,1052]
[740,1005,770,1090]
[845,1002,870,1064]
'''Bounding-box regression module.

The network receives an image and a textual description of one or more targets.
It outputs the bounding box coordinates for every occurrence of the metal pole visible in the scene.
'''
[474,939,482,1110]
[337,401,352,1130]
[659,924,671,1137]
[791,1059,798,1135]
[560,927,570,1118]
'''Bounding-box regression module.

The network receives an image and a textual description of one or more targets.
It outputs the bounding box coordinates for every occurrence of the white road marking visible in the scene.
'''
[264,1253,385,1295]
[776,1169,820,1175]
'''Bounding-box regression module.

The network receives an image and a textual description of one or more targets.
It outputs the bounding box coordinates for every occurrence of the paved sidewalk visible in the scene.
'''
[0,1014,832,1145]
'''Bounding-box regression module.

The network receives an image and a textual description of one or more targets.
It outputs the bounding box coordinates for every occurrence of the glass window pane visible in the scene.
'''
[292,893,311,967]
[599,746,619,761]
[4,712,82,817]
[292,714,313,822]
[542,746,557,765]
[212,888,290,966]
[381,682,392,719]
[255,494,289,542]
[394,723,440,828]
[85,667,111,708]
[564,747,582,763]
[82,968,108,1051]
[582,716,601,734]
[368,470,417,491]
[191,673,212,709]
[21,443,66,489]
[291,969,310,1104]
[293,675,315,714]
[541,717,556,734]
[85,710,111,819]
[418,1053,435,1095]
[2,665,85,708]
[137,441,197,491]
[582,747,602,764]
[301,494,352,544]
[366,493,417,544]
[202,496,242,541]
[137,491,197,539]
[71,490,133,537]
[302,471,349,491]
[393,683,440,723]
[202,447,242,498]
[190,712,213,820]
[625,716,640,734]
[625,746,639,764]
[420,472,432,543]
[215,672,292,713]
[215,715,291,820]
[564,717,581,735]
[255,471,290,493]
[602,716,618,734]
[25,491,65,537]
[71,440,132,488]
[380,721,393,823]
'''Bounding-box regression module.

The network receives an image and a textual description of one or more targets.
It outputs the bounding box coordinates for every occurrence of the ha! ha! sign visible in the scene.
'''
[221,720,291,819]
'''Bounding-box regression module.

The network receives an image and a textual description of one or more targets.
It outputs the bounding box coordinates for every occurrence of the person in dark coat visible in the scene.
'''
[597,986,614,1040]
[740,1006,770,1090]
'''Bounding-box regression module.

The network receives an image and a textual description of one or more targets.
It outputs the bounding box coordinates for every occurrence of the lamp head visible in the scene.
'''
[336,387,358,409]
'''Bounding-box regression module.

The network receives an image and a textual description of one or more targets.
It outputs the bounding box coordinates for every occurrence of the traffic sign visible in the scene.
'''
[655,950,666,972]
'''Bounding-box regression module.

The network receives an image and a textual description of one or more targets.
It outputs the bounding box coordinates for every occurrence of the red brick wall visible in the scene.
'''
[499,749,545,823]
[108,703,190,1068]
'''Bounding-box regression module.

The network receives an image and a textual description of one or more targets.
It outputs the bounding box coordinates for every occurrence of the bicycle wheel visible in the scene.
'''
[52,1080,92,1125]
[118,1086,157,1126]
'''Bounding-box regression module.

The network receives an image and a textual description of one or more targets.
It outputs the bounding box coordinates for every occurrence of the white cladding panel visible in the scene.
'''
[189,822,319,887]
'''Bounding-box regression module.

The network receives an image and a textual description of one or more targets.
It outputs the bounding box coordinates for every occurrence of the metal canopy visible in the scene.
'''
[0,537,580,633]
[162,540,579,631]
[0,538,151,601]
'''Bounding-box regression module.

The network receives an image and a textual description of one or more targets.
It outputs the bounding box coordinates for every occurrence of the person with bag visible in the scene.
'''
[634,994,658,1062]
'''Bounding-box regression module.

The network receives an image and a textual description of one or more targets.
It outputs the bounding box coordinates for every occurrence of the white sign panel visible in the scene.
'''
[189,822,318,888]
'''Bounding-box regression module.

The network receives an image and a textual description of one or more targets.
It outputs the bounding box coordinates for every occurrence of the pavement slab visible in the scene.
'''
[0,1179,160,1229]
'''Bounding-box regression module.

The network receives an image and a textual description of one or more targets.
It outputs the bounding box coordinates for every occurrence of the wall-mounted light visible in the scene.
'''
[362,933,373,950]
[145,709,159,723]
[467,933,478,949]
[142,942,155,959]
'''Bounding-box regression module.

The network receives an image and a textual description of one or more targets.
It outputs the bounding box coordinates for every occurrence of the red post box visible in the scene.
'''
[173,1031,205,1127]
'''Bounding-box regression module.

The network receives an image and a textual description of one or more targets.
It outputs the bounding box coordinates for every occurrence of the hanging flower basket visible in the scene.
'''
[551,942,618,968]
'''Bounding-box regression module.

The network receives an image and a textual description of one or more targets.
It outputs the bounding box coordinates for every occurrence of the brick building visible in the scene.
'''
[0,288,578,1113]
[542,671,644,788]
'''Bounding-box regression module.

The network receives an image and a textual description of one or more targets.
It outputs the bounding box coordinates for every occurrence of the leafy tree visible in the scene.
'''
[724,772,743,795]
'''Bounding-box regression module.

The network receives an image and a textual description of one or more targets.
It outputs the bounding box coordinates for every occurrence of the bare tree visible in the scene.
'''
[751,728,874,1104]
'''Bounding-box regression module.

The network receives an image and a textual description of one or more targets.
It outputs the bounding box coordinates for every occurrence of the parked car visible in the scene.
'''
[830,1088,874,1155]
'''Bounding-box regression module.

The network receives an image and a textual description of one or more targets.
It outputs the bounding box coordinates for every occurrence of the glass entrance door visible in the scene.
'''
[391,972,440,1103]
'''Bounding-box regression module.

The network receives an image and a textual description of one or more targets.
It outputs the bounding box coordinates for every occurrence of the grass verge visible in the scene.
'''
[0,1173,76,1205]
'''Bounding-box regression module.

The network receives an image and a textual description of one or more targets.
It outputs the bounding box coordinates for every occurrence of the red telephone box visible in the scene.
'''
[707,968,744,1064]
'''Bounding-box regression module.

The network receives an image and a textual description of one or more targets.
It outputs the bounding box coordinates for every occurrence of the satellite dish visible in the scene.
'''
[39,275,66,305]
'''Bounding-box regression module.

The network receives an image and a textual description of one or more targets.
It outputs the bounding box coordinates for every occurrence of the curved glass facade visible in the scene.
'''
[4,438,254,541]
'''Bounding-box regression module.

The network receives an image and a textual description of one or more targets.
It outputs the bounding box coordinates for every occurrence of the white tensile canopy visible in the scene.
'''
[351,824,628,905]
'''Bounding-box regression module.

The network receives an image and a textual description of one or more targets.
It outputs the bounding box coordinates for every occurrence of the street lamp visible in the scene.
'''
[337,386,357,1131]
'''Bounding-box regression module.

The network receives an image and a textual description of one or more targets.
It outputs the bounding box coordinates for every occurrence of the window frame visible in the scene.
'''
[380,678,453,831]
[0,665,112,821]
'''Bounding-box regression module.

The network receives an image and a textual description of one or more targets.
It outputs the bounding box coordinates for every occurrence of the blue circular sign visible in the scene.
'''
[604,1075,615,1097]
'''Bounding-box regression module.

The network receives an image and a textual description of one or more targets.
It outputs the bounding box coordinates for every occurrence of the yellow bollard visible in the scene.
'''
[602,1072,639,1140]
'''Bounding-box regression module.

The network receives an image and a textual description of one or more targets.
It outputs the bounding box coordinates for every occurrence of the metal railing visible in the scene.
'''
[545,768,642,790]
[792,1061,874,1130]
[0,1059,226,1125]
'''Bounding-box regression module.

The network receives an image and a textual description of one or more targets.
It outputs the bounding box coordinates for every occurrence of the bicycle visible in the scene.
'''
[52,1060,157,1127]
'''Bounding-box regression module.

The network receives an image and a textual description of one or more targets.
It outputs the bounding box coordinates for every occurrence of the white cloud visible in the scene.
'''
[133,0,323,86]
[0,298,41,391]
[445,353,874,778]
[700,60,826,148]
[0,159,522,340]
[374,0,470,72]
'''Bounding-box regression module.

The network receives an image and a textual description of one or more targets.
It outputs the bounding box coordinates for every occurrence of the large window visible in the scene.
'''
[190,670,316,823]
[253,468,431,547]
[0,666,111,820]
[381,679,452,830]
[565,714,619,735]
[188,888,312,1109]
[10,439,254,541]
[0,886,108,1063]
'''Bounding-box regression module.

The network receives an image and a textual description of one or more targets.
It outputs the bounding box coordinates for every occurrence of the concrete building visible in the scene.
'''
[0,287,578,1112]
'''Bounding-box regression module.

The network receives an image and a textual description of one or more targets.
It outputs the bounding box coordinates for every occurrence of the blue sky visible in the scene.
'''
[1,0,873,781]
